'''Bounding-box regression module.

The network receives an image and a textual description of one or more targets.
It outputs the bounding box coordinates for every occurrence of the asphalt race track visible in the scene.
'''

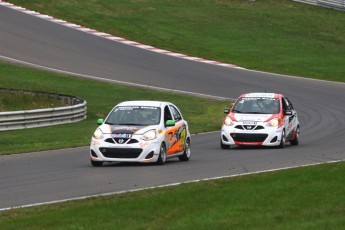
[0,4,344,210]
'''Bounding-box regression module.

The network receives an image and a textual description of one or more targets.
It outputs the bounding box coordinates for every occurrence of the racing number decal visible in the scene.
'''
[165,123,186,155]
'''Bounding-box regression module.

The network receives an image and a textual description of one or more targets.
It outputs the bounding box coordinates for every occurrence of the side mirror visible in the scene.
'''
[285,110,292,115]
[224,108,230,114]
[97,118,104,125]
[165,120,175,127]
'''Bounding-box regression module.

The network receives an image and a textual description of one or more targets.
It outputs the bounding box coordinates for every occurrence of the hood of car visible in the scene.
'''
[233,113,273,122]
[99,124,158,135]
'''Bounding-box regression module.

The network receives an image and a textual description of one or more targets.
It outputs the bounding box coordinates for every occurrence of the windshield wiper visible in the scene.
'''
[232,109,243,113]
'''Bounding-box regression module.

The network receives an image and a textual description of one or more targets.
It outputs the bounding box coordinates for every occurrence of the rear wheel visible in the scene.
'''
[179,138,191,161]
[290,126,300,146]
[279,129,286,148]
[220,140,230,149]
[156,143,166,165]
[91,159,103,167]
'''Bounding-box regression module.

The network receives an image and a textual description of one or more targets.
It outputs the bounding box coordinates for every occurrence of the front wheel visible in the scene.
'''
[220,140,230,149]
[179,138,191,161]
[279,129,286,148]
[290,126,300,146]
[91,159,103,167]
[156,143,166,165]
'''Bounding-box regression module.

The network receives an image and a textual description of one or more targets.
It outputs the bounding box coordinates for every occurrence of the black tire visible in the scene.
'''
[179,138,191,161]
[290,126,300,146]
[279,129,286,148]
[91,159,103,167]
[156,143,166,165]
[220,140,230,149]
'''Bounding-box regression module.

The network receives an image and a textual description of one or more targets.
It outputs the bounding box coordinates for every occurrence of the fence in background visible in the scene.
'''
[294,0,345,11]
[0,88,87,131]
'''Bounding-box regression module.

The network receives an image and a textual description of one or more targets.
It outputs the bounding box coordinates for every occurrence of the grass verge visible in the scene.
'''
[0,91,67,112]
[0,161,344,229]
[0,61,229,155]
[7,0,345,82]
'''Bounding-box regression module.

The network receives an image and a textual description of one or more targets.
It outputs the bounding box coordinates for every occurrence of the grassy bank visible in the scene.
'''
[7,0,345,82]
[1,161,344,229]
[0,62,229,155]
[0,91,67,112]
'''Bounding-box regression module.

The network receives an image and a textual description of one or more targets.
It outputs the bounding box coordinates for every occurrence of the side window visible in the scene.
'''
[170,105,182,122]
[164,106,173,123]
[282,98,288,112]
[283,97,292,110]
[285,97,294,110]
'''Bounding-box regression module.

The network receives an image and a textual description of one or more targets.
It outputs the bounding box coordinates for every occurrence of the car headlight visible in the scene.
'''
[93,128,104,139]
[268,118,279,127]
[224,116,234,126]
[141,129,157,141]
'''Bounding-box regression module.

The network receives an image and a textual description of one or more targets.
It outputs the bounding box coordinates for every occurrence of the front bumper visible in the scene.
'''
[221,124,283,146]
[90,134,161,163]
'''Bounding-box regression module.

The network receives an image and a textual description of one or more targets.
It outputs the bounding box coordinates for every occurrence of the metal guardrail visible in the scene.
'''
[294,0,345,11]
[0,88,87,131]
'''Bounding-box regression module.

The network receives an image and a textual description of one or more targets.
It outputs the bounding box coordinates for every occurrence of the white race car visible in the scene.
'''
[90,101,191,166]
[221,93,300,149]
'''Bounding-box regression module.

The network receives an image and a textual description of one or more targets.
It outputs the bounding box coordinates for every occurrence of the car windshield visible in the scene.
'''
[232,97,280,114]
[105,106,161,126]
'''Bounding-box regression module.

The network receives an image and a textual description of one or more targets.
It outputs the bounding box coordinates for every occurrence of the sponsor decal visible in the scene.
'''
[111,133,132,138]
[165,123,186,154]
[139,142,149,148]
[111,126,139,134]
[245,93,275,98]
[92,140,100,145]
[242,121,257,125]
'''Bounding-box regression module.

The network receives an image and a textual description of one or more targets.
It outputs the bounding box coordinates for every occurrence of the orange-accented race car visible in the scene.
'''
[90,101,191,166]
[221,93,300,149]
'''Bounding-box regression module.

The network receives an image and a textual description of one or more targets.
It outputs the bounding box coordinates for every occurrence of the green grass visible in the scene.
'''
[1,1,344,228]
[0,62,229,155]
[0,91,67,112]
[1,161,344,229]
[7,0,345,82]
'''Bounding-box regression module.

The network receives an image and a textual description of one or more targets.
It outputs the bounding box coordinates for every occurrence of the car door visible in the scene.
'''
[169,105,187,153]
[163,105,186,155]
[283,97,298,139]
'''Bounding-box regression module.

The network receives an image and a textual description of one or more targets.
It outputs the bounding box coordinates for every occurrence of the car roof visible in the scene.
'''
[240,93,283,99]
[116,100,168,107]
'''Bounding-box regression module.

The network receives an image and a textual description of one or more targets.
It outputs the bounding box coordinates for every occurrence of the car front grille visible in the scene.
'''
[99,148,142,158]
[230,133,268,142]
[105,138,139,144]
[235,125,265,130]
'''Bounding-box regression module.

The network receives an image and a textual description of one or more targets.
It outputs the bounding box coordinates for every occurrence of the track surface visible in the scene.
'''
[0,5,344,209]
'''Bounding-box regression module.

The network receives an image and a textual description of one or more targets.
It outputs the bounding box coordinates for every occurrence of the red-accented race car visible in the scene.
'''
[221,93,300,149]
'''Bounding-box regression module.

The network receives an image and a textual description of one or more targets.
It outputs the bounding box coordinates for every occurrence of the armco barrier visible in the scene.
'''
[294,0,345,11]
[0,89,87,131]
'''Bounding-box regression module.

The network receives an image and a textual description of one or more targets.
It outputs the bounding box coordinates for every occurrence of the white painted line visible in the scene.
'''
[0,159,343,212]
[0,54,232,101]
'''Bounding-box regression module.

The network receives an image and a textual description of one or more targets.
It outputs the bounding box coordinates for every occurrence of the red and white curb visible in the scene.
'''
[0,0,243,69]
